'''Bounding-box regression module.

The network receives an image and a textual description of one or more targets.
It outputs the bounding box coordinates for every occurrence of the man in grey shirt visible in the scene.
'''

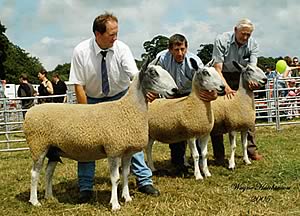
[211,18,262,163]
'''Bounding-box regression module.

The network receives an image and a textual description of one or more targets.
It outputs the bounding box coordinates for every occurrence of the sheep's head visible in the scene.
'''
[139,59,178,98]
[190,58,225,96]
[232,61,267,89]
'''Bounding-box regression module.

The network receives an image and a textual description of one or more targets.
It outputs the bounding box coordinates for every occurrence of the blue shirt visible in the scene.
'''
[212,31,259,73]
[154,50,204,94]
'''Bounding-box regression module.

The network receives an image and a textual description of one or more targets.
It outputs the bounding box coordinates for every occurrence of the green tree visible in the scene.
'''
[0,22,43,84]
[141,35,169,61]
[197,44,213,65]
[49,63,71,81]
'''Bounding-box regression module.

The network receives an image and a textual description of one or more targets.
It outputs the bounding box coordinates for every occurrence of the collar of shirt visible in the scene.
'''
[92,38,114,56]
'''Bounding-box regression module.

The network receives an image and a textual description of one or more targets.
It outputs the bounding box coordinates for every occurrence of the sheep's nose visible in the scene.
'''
[262,78,267,84]
[172,88,178,93]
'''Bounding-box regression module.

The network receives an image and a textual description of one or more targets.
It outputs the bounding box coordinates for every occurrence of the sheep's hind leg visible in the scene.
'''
[121,154,133,203]
[187,138,203,180]
[146,138,156,172]
[29,151,47,206]
[228,131,237,170]
[45,160,58,199]
[108,157,121,211]
[241,131,251,165]
[198,136,211,177]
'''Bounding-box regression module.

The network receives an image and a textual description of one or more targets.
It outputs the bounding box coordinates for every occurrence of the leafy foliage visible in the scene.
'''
[1,22,43,84]
[49,63,71,81]
[197,44,213,65]
[141,35,169,61]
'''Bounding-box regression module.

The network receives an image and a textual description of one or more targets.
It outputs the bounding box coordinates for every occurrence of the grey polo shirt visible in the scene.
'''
[154,50,204,95]
[212,31,259,73]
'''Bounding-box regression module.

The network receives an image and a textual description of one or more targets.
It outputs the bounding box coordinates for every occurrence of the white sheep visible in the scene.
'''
[211,61,267,170]
[24,62,178,211]
[147,58,225,180]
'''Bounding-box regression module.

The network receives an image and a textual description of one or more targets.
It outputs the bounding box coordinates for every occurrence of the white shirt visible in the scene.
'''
[69,38,139,98]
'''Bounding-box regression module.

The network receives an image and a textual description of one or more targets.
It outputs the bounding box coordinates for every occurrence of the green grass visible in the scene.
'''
[0,125,299,216]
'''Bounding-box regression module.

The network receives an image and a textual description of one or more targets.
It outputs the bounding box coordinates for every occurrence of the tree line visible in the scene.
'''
[0,22,285,85]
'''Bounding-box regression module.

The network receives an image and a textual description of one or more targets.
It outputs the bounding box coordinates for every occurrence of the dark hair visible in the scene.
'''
[92,12,118,35]
[39,69,47,75]
[20,73,29,81]
[168,34,188,49]
[52,72,60,79]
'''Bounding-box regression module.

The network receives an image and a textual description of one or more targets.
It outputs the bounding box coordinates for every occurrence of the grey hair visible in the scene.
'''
[235,18,254,31]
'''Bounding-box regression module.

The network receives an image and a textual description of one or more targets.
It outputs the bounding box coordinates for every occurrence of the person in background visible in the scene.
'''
[211,18,263,164]
[69,12,159,204]
[153,33,217,174]
[37,69,53,103]
[52,73,67,103]
[17,73,35,117]
[291,56,300,78]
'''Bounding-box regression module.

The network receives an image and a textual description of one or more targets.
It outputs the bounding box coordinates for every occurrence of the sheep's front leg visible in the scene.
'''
[108,157,121,211]
[241,131,251,165]
[228,131,237,170]
[187,138,202,180]
[198,136,211,177]
[29,151,47,206]
[121,154,133,203]
[146,138,156,172]
[45,161,58,199]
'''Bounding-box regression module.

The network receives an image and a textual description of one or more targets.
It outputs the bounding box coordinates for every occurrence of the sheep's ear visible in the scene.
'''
[205,59,215,67]
[190,58,199,70]
[140,56,151,72]
[232,61,244,72]
[154,56,161,65]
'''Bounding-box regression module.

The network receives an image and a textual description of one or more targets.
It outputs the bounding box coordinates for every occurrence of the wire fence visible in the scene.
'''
[0,77,300,152]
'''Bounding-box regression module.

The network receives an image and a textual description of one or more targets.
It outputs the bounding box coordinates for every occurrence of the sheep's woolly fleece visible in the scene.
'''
[24,91,148,162]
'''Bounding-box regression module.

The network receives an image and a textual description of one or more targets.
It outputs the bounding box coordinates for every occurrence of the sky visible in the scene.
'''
[1,0,300,71]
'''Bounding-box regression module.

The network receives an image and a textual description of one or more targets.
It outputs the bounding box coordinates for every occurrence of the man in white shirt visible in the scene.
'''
[69,12,159,203]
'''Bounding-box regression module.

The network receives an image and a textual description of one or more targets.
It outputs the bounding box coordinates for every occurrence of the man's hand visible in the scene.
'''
[198,90,218,102]
[146,92,159,103]
[1,80,6,85]
[225,85,236,99]
[248,81,260,91]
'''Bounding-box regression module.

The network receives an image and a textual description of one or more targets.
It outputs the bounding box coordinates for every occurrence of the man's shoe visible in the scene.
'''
[78,190,93,204]
[138,185,160,197]
[249,152,263,160]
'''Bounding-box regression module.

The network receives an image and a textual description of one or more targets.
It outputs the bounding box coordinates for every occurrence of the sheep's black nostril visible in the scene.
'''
[172,88,178,93]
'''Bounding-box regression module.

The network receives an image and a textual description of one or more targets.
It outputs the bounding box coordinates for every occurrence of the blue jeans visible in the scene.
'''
[78,89,153,192]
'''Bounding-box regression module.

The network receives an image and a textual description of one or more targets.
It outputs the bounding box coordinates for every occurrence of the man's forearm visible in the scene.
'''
[74,84,87,104]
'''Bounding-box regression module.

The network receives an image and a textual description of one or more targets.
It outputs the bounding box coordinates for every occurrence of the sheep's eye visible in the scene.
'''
[148,68,158,77]
[202,69,210,76]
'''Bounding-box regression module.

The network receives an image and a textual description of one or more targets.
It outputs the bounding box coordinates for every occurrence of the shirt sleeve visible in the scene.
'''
[212,35,225,64]
[249,39,259,66]
[69,47,86,85]
[120,45,139,80]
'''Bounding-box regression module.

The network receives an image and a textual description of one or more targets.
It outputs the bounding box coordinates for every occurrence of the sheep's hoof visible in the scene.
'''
[111,203,121,211]
[204,172,212,177]
[122,196,132,203]
[195,175,204,180]
[228,167,235,171]
[244,159,251,165]
[29,200,41,206]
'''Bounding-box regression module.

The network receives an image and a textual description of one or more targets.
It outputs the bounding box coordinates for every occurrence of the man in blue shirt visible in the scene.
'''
[211,18,263,164]
[154,34,217,173]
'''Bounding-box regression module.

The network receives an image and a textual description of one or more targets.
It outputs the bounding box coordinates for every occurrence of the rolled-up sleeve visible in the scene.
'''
[212,35,225,64]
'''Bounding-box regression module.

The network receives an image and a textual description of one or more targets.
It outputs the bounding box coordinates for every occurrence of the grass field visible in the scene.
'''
[0,125,299,216]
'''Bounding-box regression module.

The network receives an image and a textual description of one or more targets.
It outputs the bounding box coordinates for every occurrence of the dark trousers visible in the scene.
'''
[169,141,186,166]
[170,139,202,167]
[211,72,258,159]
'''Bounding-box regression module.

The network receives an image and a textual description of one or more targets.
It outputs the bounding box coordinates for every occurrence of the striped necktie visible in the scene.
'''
[100,50,109,96]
